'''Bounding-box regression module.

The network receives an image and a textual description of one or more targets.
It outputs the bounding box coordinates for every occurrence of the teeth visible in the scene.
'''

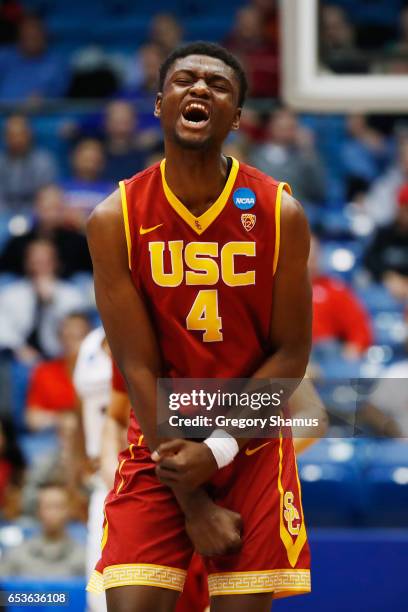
[184,102,209,118]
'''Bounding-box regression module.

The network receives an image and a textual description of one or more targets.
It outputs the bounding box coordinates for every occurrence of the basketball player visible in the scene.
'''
[102,365,327,612]
[87,42,312,612]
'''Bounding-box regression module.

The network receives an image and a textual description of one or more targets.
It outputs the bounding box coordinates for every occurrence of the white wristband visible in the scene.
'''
[203,429,239,469]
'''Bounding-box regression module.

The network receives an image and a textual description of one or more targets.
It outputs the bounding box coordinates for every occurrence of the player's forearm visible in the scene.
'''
[252,343,310,382]
[172,485,213,519]
[122,366,162,451]
[123,366,186,452]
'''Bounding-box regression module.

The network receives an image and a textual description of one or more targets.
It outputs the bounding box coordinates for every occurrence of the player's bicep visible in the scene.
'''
[87,194,160,378]
[270,192,312,365]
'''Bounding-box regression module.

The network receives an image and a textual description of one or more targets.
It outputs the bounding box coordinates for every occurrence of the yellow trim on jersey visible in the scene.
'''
[160,157,239,235]
[101,511,108,551]
[277,431,308,568]
[119,180,132,269]
[86,564,187,594]
[115,443,135,495]
[273,182,291,276]
[208,568,310,597]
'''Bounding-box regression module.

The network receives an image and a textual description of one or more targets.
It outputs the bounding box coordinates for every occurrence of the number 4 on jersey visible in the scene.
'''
[186,289,223,342]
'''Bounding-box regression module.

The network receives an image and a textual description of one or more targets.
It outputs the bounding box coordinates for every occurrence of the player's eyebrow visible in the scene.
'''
[171,69,232,85]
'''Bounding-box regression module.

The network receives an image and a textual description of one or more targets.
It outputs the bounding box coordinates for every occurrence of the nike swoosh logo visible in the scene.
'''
[139,224,163,235]
[245,441,272,456]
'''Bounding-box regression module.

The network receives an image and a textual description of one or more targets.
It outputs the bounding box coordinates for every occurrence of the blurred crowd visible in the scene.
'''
[0,0,407,585]
[320,1,408,75]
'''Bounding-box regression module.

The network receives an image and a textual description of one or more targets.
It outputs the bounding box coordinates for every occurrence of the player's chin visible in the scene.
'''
[174,128,213,150]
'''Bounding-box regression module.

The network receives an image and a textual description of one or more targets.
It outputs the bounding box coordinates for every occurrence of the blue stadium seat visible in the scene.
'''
[356,283,403,314]
[183,17,233,42]
[372,311,406,347]
[319,240,363,281]
[47,3,108,20]
[359,441,408,526]
[298,440,365,525]
[364,467,408,525]
[108,0,184,17]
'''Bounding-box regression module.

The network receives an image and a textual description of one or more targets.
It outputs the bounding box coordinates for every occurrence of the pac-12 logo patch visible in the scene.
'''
[241,213,256,231]
[233,187,256,210]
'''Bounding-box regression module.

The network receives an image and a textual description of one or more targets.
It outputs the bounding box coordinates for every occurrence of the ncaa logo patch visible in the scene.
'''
[233,187,256,210]
[241,213,256,232]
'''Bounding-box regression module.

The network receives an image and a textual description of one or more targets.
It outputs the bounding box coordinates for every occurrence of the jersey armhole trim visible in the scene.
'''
[119,180,132,270]
[273,182,291,276]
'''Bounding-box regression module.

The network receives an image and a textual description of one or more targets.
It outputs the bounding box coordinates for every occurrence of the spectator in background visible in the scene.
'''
[0,239,86,362]
[251,0,279,47]
[122,13,181,101]
[103,101,153,182]
[26,312,90,432]
[0,481,85,577]
[0,114,58,213]
[320,5,367,74]
[309,234,373,358]
[0,417,25,520]
[121,43,163,104]
[341,114,393,201]
[150,13,183,58]
[224,6,279,97]
[22,412,88,520]
[362,135,408,226]
[0,185,92,278]
[60,139,113,228]
[0,15,68,102]
[364,183,408,302]
[249,107,326,203]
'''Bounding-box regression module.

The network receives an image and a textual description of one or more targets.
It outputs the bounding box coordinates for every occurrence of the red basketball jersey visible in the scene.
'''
[119,157,290,442]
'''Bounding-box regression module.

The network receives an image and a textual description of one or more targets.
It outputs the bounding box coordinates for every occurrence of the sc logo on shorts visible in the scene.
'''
[233,187,256,210]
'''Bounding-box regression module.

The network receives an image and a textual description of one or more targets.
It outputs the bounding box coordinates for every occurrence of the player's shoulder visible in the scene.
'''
[87,164,161,227]
[237,160,282,190]
[122,161,161,187]
[238,160,304,221]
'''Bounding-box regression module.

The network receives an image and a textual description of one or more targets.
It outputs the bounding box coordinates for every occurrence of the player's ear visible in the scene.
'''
[231,107,241,131]
[154,93,162,118]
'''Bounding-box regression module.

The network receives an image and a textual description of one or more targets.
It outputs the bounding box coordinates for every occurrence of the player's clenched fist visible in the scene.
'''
[152,438,218,490]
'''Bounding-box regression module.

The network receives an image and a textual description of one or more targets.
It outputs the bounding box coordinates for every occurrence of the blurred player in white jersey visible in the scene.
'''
[73,326,112,612]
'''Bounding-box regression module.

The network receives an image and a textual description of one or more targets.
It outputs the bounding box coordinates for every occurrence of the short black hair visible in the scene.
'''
[159,41,248,107]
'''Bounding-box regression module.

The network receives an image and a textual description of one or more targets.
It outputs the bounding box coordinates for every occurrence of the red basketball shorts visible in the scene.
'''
[87,434,311,599]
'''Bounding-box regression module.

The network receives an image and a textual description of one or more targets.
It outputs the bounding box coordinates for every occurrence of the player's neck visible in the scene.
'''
[163,146,228,216]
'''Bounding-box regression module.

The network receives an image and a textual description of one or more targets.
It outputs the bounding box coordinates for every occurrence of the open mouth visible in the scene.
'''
[181,102,210,128]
